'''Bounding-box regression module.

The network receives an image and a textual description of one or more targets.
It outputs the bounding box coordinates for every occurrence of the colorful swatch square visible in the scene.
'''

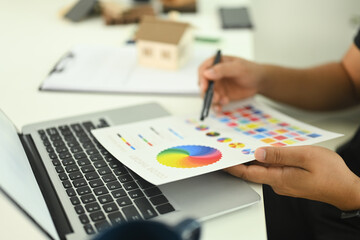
[261,138,276,144]
[274,135,287,140]
[271,142,286,147]
[283,139,297,145]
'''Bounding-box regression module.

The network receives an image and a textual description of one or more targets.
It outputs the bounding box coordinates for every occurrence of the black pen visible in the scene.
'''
[200,50,222,121]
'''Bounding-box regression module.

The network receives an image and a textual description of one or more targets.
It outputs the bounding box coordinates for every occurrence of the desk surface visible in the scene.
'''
[0,0,266,239]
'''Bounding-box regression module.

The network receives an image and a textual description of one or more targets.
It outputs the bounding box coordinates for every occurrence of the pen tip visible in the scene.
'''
[200,116,204,121]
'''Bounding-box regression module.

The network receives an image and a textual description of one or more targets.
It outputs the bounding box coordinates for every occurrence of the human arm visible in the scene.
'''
[225,146,360,211]
[198,44,360,111]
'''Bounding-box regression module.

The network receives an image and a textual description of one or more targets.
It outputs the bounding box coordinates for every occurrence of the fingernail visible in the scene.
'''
[255,148,266,161]
[204,68,217,78]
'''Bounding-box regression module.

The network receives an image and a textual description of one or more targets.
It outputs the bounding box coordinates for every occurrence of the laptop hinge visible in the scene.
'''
[19,133,73,240]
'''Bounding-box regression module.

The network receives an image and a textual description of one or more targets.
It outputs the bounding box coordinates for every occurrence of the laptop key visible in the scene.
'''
[89,179,104,188]
[69,171,83,180]
[116,196,132,207]
[98,167,112,176]
[93,186,108,196]
[84,224,96,235]
[79,214,90,224]
[73,178,87,188]
[78,158,91,166]
[67,141,79,148]
[81,194,96,204]
[62,180,72,188]
[86,148,99,156]
[122,205,142,221]
[113,166,128,176]
[149,195,168,206]
[156,203,175,215]
[79,136,91,144]
[98,194,113,204]
[48,152,58,159]
[55,166,64,173]
[70,146,82,154]
[53,140,65,147]
[66,188,76,197]
[111,189,127,199]
[46,127,59,136]
[75,205,85,215]
[90,154,103,162]
[102,174,116,183]
[49,134,61,142]
[123,181,138,191]
[137,179,154,189]
[108,211,126,225]
[74,152,87,160]
[82,142,95,150]
[85,172,99,181]
[118,174,132,183]
[62,158,75,166]
[81,165,95,173]
[70,196,81,205]
[94,220,110,232]
[90,211,106,222]
[65,164,79,173]
[106,181,121,191]
[42,138,51,147]
[104,156,116,162]
[59,173,68,181]
[144,187,162,197]
[76,186,91,195]
[46,146,54,153]
[93,160,107,169]
[82,121,96,132]
[71,123,83,133]
[103,202,118,213]
[55,146,68,153]
[52,159,61,166]
[134,197,158,219]
[85,202,101,213]
[128,189,144,199]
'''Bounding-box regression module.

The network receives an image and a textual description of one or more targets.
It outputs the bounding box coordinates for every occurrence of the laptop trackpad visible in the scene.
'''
[158,171,260,221]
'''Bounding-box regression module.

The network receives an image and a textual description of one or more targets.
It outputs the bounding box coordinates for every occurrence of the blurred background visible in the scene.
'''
[251,0,360,67]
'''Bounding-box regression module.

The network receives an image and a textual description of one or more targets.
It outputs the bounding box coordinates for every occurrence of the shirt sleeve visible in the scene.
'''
[355,29,360,49]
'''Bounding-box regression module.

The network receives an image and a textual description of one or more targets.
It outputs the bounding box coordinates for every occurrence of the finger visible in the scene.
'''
[254,146,310,170]
[199,56,235,92]
[203,61,242,82]
[224,164,283,185]
[198,57,216,92]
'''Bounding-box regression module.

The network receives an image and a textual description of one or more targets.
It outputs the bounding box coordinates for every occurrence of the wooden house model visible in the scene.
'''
[135,16,193,70]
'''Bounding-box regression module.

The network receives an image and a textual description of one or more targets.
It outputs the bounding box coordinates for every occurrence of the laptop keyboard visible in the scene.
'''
[37,119,175,235]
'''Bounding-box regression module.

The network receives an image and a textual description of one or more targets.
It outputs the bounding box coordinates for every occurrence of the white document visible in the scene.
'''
[40,45,213,95]
[92,99,342,185]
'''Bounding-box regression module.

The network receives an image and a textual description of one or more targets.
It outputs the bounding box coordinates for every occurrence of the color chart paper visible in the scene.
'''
[92,99,342,185]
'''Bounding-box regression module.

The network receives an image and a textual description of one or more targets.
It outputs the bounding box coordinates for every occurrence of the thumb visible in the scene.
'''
[254,146,309,169]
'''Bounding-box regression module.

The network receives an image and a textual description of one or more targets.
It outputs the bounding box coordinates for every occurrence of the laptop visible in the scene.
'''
[0,102,260,240]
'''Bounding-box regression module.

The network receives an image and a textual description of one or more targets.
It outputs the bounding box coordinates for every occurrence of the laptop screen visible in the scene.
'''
[0,110,58,239]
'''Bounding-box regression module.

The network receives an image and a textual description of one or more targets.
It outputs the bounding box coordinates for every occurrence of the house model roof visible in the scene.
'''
[136,16,190,45]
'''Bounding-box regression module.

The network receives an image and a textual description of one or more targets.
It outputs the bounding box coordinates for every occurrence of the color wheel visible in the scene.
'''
[157,145,222,168]
[217,137,232,143]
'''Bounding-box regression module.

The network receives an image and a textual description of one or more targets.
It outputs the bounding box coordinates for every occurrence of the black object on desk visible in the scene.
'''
[219,7,253,29]
[64,0,99,22]
[200,50,222,121]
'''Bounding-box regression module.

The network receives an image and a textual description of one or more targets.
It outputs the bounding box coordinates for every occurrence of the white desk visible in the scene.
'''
[0,0,266,239]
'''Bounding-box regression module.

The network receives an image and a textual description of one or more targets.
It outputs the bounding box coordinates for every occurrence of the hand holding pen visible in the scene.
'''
[198,53,263,115]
